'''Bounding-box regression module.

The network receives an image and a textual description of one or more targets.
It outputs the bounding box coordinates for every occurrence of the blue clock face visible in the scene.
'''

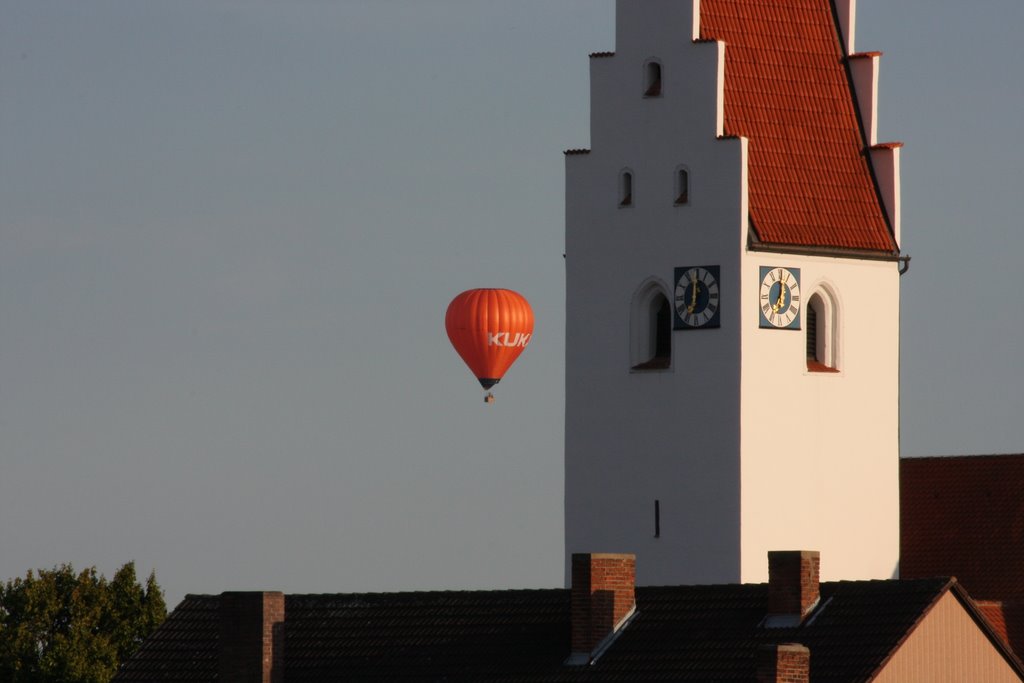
[759,266,801,329]
[674,265,720,329]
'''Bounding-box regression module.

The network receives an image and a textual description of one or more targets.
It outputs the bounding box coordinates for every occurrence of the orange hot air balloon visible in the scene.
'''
[446,289,534,392]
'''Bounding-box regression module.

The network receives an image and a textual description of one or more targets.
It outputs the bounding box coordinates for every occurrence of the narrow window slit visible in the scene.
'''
[654,499,661,538]
[806,305,818,360]
[654,298,670,361]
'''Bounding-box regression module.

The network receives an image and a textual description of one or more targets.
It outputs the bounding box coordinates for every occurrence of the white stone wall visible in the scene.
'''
[738,253,900,582]
[566,0,747,586]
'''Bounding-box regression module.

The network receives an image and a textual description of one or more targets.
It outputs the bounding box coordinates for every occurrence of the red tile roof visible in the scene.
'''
[973,599,1024,663]
[699,0,897,252]
[977,600,1011,646]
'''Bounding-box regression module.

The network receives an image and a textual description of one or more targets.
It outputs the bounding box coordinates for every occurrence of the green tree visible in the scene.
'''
[0,562,166,683]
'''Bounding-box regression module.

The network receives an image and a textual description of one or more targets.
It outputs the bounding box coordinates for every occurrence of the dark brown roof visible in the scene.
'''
[699,0,897,253]
[901,454,1024,600]
[115,578,988,682]
[901,453,1024,658]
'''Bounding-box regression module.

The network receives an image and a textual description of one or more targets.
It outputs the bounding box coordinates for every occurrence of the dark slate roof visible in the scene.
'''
[115,577,999,682]
[115,594,219,681]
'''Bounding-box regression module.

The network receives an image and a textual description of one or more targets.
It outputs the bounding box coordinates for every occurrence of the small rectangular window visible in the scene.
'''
[645,62,662,97]
[676,169,689,204]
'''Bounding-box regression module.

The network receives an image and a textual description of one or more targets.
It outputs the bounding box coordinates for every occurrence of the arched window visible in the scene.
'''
[620,169,634,207]
[645,60,663,97]
[806,289,839,372]
[675,167,690,205]
[631,280,671,370]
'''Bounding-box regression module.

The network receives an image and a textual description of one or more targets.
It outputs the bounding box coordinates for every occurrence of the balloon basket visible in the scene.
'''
[484,393,495,405]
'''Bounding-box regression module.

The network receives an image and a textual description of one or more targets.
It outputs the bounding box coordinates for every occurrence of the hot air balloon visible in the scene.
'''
[445,289,533,402]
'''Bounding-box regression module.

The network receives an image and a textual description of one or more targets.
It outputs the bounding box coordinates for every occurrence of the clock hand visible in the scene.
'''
[687,271,699,314]
[773,280,786,313]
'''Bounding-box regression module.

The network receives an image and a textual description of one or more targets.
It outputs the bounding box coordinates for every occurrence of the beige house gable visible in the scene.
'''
[873,591,1022,682]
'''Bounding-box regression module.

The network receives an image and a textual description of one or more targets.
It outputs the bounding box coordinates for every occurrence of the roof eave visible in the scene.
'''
[748,228,901,262]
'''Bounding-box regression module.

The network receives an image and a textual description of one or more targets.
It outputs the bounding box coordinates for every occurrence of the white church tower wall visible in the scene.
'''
[737,252,900,582]
[565,0,903,586]
[566,0,749,585]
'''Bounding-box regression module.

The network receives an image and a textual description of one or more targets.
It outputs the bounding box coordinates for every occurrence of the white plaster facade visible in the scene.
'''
[565,0,901,585]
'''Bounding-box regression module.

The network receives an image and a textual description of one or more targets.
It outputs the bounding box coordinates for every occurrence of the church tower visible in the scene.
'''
[564,0,904,585]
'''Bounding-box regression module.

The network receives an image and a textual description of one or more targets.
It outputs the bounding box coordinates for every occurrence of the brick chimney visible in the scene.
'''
[757,643,810,683]
[568,553,636,664]
[218,591,285,683]
[766,551,820,627]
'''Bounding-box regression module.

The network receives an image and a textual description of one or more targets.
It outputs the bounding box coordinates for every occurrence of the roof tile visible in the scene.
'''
[115,579,967,682]
[901,454,1024,601]
[700,0,896,252]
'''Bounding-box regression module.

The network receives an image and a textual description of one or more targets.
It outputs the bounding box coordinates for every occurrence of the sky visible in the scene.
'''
[1,0,1022,609]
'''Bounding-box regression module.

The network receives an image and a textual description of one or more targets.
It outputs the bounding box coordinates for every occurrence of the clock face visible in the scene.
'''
[674,265,720,329]
[758,266,801,329]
